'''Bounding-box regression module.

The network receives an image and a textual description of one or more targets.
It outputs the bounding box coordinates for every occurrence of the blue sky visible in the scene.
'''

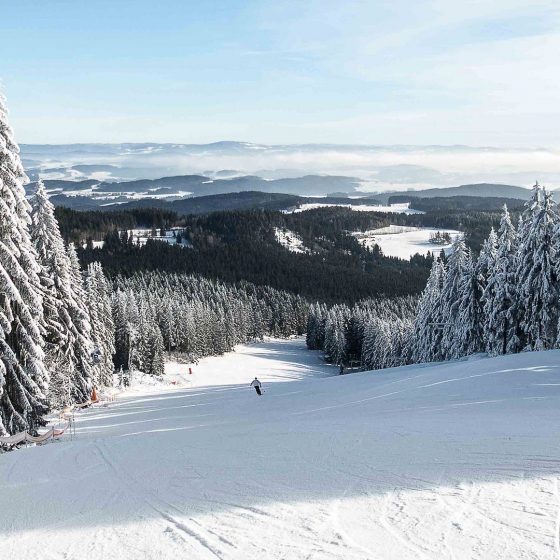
[2,0,559,145]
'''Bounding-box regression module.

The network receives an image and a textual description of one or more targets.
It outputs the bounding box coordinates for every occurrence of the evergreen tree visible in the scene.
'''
[440,237,469,359]
[147,323,165,377]
[323,307,347,365]
[412,258,445,363]
[85,262,115,386]
[483,206,518,355]
[476,227,497,305]
[306,304,322,350]
[66,242,95,400]
[31,180,66,370]
[112,289,136,370]
[113,272,309,365]
[31,186,95,406]
[515,184,559,350]
[454,254,484,356]
[0,94,48,434]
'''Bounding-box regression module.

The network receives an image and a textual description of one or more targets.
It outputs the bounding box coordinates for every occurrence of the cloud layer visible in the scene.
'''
[21,142,560,192]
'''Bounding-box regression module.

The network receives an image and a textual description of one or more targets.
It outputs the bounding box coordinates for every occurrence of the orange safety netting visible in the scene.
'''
[0,421,71,446]
[0,387,114,447]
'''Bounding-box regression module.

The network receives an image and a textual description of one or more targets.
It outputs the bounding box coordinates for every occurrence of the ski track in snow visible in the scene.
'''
[1,337,560,559]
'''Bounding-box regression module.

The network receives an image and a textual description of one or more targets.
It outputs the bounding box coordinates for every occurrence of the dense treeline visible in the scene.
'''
[31,182,116,412]
[306,297,417,370]
[55,206,178,244]
[112,273,308,372]
[72,202,516,303]
[56,189,524,261]
[0,95,117,437]
[389,195,525,212]
[77,208,433,304]
[80,234,430,305]
[285,205,517,252]
[308,184,560,370]
[59,198,519,307]
[413,185,558,361]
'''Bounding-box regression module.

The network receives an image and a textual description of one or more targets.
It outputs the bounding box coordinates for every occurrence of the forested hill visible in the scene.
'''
[77,208,432,304]
[59,197,518,251]
[389,195,526,212]
[380,183,530,202]
[60,197,519,304]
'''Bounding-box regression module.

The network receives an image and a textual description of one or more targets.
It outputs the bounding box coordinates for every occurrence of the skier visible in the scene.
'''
[339,364,345,375]
[250,377,263,395]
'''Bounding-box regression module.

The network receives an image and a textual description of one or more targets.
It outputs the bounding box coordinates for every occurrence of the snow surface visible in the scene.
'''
[273,227,309,253]
[289,202,425,214]
[354,225,462,259]
[124,228,190,248]
[1,338,560,559]
[81,240,105,249]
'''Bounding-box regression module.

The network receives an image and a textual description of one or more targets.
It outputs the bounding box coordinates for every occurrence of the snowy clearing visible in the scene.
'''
[273,227,309,253]
[288,202,425,214]
[353,225,462,259]
[1,338,560,559]
[122,228,191,248]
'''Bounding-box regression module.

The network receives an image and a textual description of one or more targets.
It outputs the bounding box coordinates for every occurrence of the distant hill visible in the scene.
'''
[388,195,527,211]
[50,191,385,215]
[51,191,303,215]
[379,183,530,202]
[121,191,303,214]
[37,175,530,213]
[31,174,363,199]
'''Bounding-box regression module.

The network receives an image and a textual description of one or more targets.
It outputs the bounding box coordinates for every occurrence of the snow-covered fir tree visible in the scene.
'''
[306,182,560,370]
[31,185,97,407]
[361,315,412,370]
[65,242,95,400]
[454,253,485,357]
[0,94,48,435]
[408,183,560,364]
[30,180,66,369]
[112,273,309,372]
[306,297,417,371]
[133,298,165,376]
[476,227,497,307]
[85,262,115,386]
[323,306,348,366]
[412,258,445,363]
[143,320,165,377]
[483,206,518,355]
[515,183,560,350]
[306,303,327,351]
[440,237,470,360]
[112,289,137,370]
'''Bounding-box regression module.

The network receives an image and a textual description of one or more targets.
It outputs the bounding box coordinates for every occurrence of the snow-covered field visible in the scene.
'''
[273,227,309,253]
[122,228,191,248]
[289,202,425,214]
[354,225,462,259]
[1,338,560,559]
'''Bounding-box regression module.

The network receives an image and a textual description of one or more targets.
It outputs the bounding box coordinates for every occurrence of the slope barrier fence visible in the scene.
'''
[0,389,117,449]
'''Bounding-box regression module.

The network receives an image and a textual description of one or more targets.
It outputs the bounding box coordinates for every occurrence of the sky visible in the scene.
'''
[2,0,560,146]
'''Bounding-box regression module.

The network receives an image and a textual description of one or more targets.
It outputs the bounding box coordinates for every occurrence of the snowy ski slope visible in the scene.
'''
[1,338,560,560]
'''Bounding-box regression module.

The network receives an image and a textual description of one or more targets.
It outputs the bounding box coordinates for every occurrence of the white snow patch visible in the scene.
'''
[1,339,559,559]
[273,227,309,253]
[124,228,190,248]
[288,202,425,214]
[353,225,462,259]
[81,240,105,249]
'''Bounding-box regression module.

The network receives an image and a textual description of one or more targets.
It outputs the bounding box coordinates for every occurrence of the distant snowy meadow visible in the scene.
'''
[353,226,461,259]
